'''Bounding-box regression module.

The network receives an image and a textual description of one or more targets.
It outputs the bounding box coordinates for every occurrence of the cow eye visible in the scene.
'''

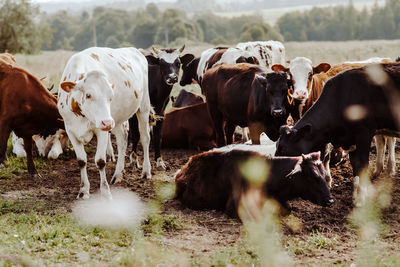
[308,73,312,79]
[176,61,181,67]
[86,93,92,99]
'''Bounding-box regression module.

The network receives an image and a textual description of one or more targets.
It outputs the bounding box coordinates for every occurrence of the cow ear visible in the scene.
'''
[279,125,292,136]
[255,74,267,85]
[60,81,76,93]
[285,164,302,178]
[179,44,185,53]
[272,64,289,72]
[146,54,159,65]
[180,54,195,65]
[296,123,313,138]
[313,63,331,74]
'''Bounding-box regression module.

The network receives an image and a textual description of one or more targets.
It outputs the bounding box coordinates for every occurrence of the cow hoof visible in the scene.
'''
[33,173,42,179]
[101,189,113,200]
[77,191,90,200]
[129,152,141,169]
[141,172,152,179]
[156,158,167,171]
[110,173,123,184]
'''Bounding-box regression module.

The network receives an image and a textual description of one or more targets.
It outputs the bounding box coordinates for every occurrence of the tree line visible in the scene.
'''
[0,0,399,54]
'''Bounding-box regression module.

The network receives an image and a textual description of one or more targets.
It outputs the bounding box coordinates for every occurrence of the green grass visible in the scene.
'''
[0,156,48,179]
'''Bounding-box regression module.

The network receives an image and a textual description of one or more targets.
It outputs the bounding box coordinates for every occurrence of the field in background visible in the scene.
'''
[16,39,400,99]
[215,0,383,25]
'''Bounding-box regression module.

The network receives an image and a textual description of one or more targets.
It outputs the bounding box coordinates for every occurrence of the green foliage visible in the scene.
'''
[239,22,283,42]
[277,1,400,41]
[0,0,51,53]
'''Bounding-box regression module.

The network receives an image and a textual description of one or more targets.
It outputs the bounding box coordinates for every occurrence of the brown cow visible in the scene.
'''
[201,63,292,146]
[0,58,64,175]
[161,102,216,150]
[175,149,333,218]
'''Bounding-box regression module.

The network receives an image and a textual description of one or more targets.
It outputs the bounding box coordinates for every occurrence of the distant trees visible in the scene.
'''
[0,0,51,53]
[2,0,400,54]
[277,0,400,41]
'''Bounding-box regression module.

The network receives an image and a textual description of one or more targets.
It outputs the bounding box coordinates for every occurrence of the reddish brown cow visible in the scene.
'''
[0,58,64,175]
[161,102,216,150]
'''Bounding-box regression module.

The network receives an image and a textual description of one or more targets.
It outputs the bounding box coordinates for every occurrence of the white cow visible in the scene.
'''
[12,130,70,159]
[58,47,151,199]
[236,41,286,69]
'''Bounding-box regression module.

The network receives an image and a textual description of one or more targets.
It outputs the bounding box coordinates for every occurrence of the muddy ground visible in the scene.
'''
[1,140,400,265]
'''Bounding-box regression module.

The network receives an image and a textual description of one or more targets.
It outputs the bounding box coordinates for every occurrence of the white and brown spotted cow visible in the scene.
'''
[236,41,286,69]
[58,47,151,199]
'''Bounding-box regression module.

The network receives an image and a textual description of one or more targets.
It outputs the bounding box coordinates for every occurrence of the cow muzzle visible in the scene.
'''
[166,75,178,85]
[293,90,308,100]
[100,120,115,131]
[271,109,285,118]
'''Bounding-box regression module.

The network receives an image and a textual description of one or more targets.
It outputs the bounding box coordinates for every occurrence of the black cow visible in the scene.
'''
[276,63,400,200]
[175,149,333,218]
[201,63,292,146]
[129,45,185,170]
[171,88,204,108]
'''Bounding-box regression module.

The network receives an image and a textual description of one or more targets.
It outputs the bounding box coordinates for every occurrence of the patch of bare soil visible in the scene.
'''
[1,140,400,265]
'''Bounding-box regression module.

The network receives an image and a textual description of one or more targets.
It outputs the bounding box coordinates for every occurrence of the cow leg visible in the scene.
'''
[136,109,152,179]
[386,137,396,176]
[95,131,112,199]
[373,135,386,177]
[68,133,90,199]
[350,132,374,206]
[248,122,266,145]
[106,133,115,162]
[224,122,236,145]
[22,136,39,177]
[207,105,225,147]
[0,125,11,166]
[128,115,141,169]
[110,123,128,184]
[153,119,166,170]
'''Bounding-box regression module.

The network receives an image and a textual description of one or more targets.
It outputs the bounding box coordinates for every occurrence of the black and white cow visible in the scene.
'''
[129,45,185,170]
[276,63,400,204]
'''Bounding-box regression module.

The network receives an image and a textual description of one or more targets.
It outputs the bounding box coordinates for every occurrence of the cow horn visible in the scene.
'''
[285,164,302,178]
[152,46,160,55]
[179,44,185,53]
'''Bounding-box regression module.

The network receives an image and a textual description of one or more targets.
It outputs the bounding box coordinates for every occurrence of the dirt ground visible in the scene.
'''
[1,139,400,265]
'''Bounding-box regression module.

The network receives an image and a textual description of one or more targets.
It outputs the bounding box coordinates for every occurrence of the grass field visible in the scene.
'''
[2,40,400,266]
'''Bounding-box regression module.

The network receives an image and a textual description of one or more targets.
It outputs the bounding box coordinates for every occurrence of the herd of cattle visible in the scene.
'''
[1,40,399,219]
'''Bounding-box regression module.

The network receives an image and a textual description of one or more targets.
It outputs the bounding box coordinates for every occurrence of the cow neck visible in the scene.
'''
[294,81,334,147]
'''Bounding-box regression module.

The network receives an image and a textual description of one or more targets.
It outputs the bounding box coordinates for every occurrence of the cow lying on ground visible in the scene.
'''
[201,63,292,146]
[175,150,333,219]
[12,130,69,159]
[161,102,216,150]
[129,45,185,170]
[171,88,204,108]
[0,57,65,175]
[58,47,152,199]
[276,62,400,204]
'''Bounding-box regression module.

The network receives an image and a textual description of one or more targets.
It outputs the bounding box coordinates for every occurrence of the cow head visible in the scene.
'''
[255,71,290,118]
[286,152,333,207]
[180,53,199,86]
[60,70,115,131]
[146,45,185,86]
[272,57,330,101]
[275,124,316,156]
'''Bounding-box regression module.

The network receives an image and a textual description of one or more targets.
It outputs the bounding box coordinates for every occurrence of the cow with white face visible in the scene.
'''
[58,47,151,199]
[272,57,331,101]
